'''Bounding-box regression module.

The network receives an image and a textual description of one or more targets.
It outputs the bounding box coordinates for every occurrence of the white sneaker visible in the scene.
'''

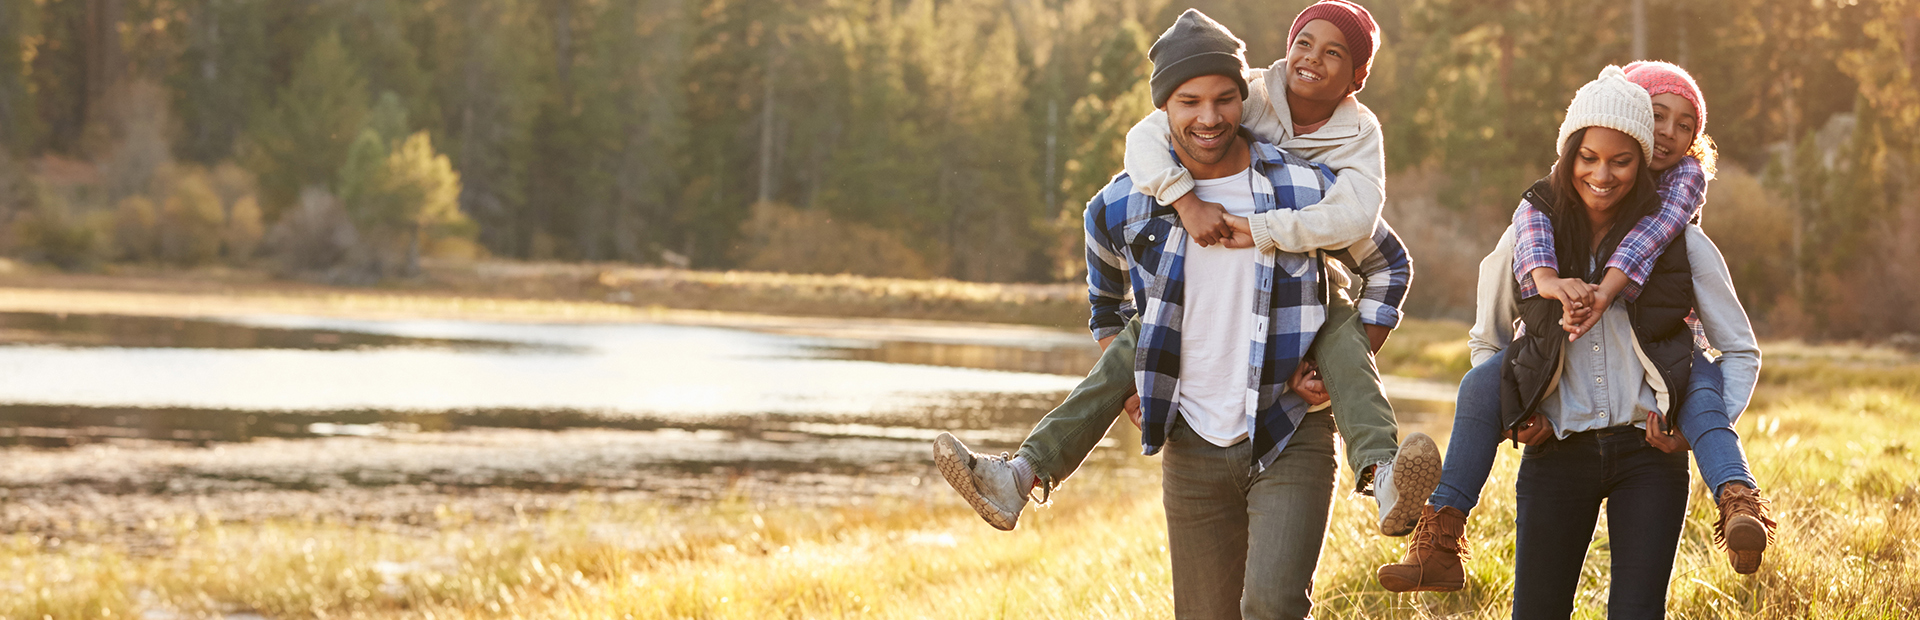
[1376,432,1442,536]
[932,432,1028,530]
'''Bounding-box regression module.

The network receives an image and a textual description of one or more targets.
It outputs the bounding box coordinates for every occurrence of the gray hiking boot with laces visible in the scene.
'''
[932,432,1028,530]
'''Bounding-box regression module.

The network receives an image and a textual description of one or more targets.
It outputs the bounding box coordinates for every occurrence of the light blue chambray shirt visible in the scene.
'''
[1469,225,1763,437]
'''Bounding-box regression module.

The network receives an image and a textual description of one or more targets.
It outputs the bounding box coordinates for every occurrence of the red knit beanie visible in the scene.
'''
[1623,61,1707,137]
[1287,0,1380,92]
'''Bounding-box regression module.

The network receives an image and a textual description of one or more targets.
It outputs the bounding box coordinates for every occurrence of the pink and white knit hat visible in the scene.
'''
[1624,61,1707,137]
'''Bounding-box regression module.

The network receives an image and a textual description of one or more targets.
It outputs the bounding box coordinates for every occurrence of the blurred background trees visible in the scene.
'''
[0,0,1913,339]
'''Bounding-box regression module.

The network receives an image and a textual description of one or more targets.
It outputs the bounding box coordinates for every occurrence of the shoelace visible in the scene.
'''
[1406,511,1470,560]
[1714,490,1778,548]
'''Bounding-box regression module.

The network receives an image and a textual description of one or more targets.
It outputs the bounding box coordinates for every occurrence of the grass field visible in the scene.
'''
[1,270,1916,618]
[4,350,1917,618]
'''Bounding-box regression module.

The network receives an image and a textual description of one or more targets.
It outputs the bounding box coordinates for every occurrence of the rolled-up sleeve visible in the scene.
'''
[1326,219,1412,329]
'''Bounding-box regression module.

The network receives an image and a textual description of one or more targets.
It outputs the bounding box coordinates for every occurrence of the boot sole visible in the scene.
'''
[932,433,1018,531]
[1377,572,1464,593]
[1725,514,1767,574]
[1381,433,1442,536]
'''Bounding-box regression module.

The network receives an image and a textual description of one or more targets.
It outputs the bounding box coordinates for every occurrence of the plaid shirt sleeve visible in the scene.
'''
[1084,186,1133,341]
[1510,199,1556,299]
[1325,219,1413,329]
[1608,156,1708,302]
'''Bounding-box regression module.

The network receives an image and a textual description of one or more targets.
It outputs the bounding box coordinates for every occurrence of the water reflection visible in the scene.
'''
[0,313,1080,415]
[0,309,1464,535]
[0,311,535,351]
[816,339,1102,377]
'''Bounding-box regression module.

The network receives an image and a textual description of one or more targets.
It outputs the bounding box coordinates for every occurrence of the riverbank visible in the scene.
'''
[4,267,1919,618]
[8,373,1919,618]
[0,258,1090,329]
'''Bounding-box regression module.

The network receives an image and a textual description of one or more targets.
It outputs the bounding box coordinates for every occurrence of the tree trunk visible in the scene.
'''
[82,0,125,150]
[1630,0,1646,61]
[757,41,777,204]
[406,223,422,278]
[554,0,574,112]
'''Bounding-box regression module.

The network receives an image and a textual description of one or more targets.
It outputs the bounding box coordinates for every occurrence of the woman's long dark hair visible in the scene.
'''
[1541,127,1661,282]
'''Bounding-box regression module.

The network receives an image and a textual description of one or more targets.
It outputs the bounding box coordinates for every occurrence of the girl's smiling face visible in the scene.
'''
[1648,93,1698,172]
[1286,20,1361,103]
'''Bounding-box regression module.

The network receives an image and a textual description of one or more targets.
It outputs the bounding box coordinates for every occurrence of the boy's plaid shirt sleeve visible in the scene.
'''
[1325,219,1413,329]
[1610,157,1707,302]
[1084,182,1136,341]
[1511,200,1556,299]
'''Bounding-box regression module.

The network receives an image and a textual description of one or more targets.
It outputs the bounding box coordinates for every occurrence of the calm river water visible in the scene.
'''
[0,310,1456,533]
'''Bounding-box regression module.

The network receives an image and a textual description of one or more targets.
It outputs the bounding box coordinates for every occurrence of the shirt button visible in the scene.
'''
[1148,234,1157,241]
[1593,344,1601,352]
[1596,377,1605,385]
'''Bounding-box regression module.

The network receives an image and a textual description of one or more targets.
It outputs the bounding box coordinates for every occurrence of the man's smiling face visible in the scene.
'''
[1163,74,1245,170]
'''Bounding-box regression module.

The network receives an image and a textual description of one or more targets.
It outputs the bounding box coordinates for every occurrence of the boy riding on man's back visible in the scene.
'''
[934,0,1442,542]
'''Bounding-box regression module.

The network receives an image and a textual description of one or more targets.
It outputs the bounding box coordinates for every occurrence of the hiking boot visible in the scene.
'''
[932,432,1028,531]
[1715,482,1776,574]
[1377,504,1469,592]
[1375,432,1442,536]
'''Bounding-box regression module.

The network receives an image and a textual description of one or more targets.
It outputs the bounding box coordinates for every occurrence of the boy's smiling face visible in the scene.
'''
[1286,19,1362,104]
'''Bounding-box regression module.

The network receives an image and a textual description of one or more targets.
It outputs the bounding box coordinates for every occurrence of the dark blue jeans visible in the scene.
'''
[1429,350,1505,514]
[1430,350,1756,514]
[1512,427,1690,620]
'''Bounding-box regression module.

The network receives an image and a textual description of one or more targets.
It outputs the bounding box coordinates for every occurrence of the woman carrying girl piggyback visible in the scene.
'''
[1516,61,1778,575]
[1376,64,1776,617]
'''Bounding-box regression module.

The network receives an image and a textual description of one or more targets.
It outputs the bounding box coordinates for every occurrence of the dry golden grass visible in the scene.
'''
[7,364,1919,619]
[2,274,1917,618]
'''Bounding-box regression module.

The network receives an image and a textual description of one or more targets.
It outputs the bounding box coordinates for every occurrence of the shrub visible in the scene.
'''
[337,130,468,276]
[111,195,159,261]
[12,189,108,270]
[225,195,264,263]
[735,201,933,279]
[158,171,225,266]
[264,186,359,274]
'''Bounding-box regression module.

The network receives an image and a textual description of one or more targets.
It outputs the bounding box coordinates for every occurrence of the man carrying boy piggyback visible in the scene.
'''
[935,3,1429,617]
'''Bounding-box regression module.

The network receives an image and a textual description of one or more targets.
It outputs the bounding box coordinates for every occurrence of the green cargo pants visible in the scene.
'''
[1014,288,1399,495]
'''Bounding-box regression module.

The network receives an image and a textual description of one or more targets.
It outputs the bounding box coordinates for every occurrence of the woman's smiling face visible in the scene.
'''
[1572,127,1642,216]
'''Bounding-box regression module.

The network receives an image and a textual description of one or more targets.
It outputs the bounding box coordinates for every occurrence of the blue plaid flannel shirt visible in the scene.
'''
[1084,135,1413,473]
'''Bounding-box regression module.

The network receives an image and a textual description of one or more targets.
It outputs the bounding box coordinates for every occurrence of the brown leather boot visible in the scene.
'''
[1716,483,1776,574]
[1376,504,1469,592]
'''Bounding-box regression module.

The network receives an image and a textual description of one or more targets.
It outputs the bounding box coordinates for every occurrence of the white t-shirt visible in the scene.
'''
[1176,167,1260,447]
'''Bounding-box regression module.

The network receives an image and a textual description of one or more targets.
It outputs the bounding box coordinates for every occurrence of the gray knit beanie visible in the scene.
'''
[1556,65,1655,159]
[1149,9,1249,109]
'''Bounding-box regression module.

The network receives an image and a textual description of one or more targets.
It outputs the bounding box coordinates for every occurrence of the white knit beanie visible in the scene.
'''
[1556,65,1655,160]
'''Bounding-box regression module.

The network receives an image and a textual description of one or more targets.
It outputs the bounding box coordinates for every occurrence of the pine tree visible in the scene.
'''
[244,30,370,217]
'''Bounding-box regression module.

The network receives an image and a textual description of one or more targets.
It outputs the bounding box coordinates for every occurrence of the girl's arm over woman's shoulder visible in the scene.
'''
[1510,156,1710,303]
[1609,156,1710,301]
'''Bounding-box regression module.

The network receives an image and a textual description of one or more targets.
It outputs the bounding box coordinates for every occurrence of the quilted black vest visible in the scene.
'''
[1499,179,1696,437]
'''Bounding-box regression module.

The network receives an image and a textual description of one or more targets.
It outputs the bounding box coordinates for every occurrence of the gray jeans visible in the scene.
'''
[1162,410,1338,620]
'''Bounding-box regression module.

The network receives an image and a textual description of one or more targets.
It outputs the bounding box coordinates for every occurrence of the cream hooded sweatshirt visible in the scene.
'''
[1124,59,1387,254]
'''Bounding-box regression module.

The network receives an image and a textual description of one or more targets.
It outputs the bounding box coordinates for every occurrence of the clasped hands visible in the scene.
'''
[1171,193,1254,249]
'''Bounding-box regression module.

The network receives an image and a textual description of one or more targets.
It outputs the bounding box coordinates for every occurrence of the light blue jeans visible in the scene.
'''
[1430,350,1756,515]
